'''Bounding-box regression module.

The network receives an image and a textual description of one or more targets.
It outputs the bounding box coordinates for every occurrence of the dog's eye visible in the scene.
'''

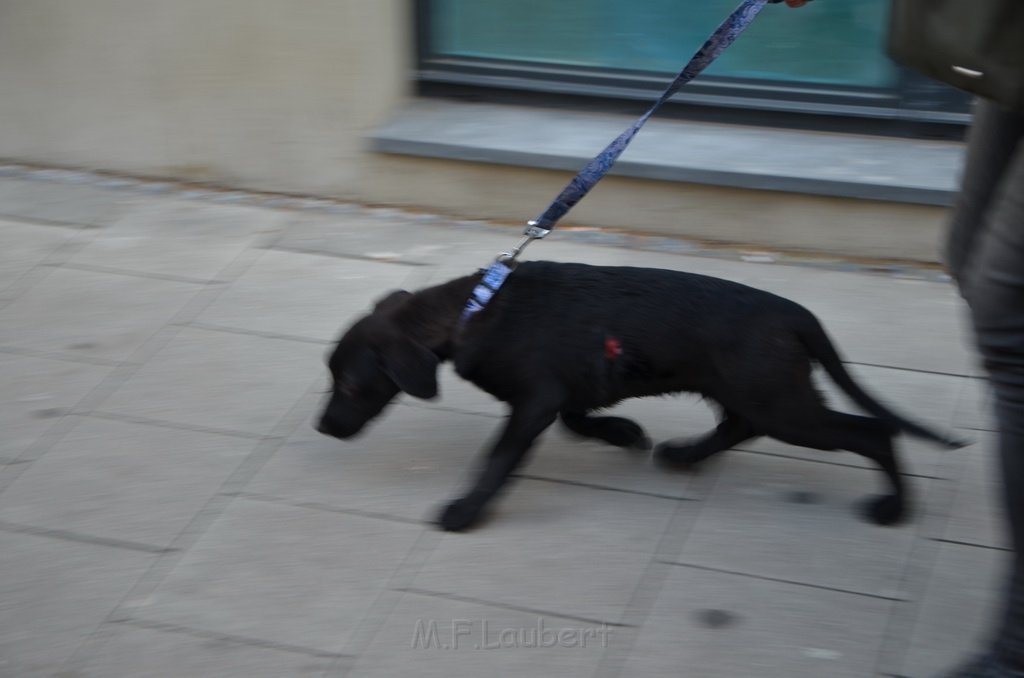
[337,380,357,398]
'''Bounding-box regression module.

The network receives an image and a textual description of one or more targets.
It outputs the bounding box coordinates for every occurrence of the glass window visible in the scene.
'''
[420,0,969,130]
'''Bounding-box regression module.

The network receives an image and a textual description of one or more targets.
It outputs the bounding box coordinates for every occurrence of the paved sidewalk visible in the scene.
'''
[0,169,1007,678]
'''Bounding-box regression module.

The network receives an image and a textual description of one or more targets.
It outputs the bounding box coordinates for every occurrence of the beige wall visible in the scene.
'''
[362,154,947,262]
[0,1,947,261]
[0,0,411,196]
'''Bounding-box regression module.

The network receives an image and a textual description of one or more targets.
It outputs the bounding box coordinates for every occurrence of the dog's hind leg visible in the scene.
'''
[825,411,906,526]
[653,411,757,470]
[560,410,652,450]
[438,397,562,532]
[755,408,907,526]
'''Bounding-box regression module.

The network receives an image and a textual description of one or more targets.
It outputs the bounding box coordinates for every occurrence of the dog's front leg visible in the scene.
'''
[438,399,561,532]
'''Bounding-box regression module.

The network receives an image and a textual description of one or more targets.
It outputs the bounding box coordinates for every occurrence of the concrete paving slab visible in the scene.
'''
[898,542,1009,678]
[620,563,893,678]
[410,479,678,624]
[939,432,1009,551]
[0,267,202,362]
[245,405,501,524]
[347,592,608,678]
[195,249,417,343]
[0,416,260,549]
[674,451,920,598]
[0,531,155,678]
[72,623,339,678]
[0,178,132,227]
[133,498,423,655]
[66,198,291,281]
[0,352,112,461]
[0,218,75,293]
[97,326,323,436]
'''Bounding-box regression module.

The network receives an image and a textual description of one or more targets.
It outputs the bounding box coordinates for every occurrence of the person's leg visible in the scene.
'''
[942,100,1024,678]
[945,101,1024,287]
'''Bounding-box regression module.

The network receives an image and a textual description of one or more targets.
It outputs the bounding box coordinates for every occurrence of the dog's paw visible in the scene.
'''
[437,498,483,532]
[860,494,907,526]
[653,442,702,471]
[596,417,651,450]
[567,416,651,450]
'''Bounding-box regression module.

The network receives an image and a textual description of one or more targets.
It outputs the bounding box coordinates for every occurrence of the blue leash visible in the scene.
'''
[462,0,781,322]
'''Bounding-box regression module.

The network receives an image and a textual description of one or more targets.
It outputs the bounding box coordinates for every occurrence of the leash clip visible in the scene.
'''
[497,220,551,263]
[524,220,551,240]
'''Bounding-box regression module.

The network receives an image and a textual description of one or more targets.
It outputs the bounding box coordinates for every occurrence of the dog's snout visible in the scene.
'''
[315,409,362,439]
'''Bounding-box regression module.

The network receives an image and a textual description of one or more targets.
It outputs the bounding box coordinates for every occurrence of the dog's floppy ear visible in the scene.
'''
[378,335,440,400]
[373,290,411,314]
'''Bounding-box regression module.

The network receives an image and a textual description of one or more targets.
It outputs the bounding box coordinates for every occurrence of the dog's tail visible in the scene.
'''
[796,313,967,449]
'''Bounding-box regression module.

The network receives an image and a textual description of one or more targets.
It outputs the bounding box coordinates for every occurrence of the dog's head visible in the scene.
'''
[316,290,440,439]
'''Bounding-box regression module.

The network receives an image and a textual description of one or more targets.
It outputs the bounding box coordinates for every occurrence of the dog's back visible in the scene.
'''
[454,261,814,409]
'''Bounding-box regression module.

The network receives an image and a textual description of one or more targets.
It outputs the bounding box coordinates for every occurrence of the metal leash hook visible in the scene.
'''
[497,220,552,263]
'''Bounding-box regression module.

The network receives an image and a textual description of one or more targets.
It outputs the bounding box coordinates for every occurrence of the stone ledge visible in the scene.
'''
[370,99,964,207]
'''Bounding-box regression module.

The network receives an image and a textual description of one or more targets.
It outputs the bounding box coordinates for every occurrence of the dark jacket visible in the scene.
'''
[888,0,1024,110]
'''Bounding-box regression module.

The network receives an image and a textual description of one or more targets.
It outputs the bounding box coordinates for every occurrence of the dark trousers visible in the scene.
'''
[948,99,1024,667]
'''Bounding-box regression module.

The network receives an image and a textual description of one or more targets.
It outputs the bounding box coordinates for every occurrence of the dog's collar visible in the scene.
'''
[461,259,515,323]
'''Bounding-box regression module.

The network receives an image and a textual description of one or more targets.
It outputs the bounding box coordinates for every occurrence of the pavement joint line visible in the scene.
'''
[35,246,266,444]
[395,400,503,420]
[114,617,353,660]
[0,344,128,367]
[395,587,635,629]
[180,320,332,346]
[332,531,445,676]
[512,474,693,502]
[49,261,224,286]
[656,560,910,602]
[0,210,100,230]
[85,410,274,441]
[955,422,999,434]
[931,537,1013,552]
[228,491,426,527]
[92,388,320,637]
[162,248,266,324]
[731,447,945,480]
[593,477,717,678]
[0,227,102,306]
[0,414,89,495]
[871,475,952,676]
[844,359,979,380]
[0,520,174,554]
[266,243,433,267]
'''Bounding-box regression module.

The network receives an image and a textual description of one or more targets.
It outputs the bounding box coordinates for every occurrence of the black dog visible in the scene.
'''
[317,261,961,532]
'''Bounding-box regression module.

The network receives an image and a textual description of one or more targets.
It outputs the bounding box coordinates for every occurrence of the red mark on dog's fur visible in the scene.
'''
[605,336,623,360]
